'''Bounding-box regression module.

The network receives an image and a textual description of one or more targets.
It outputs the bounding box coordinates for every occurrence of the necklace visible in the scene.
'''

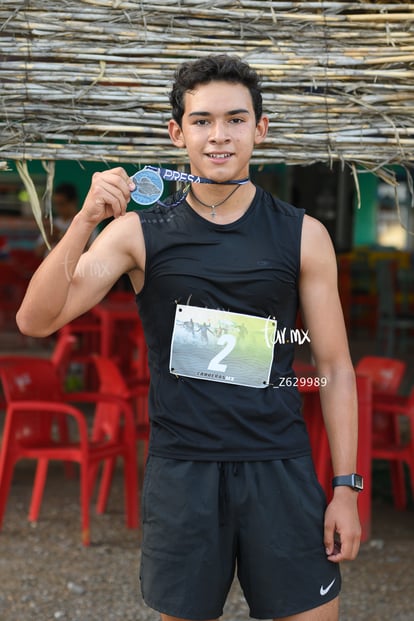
[189,184,241,219]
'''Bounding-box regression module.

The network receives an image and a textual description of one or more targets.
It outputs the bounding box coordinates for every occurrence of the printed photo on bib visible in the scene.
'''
[169,305,277,388]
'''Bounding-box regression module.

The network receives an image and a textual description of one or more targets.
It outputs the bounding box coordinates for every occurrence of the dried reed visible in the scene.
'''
[0,0,413,225]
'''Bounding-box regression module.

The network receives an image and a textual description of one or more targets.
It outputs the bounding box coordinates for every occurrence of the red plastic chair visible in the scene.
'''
[355,356,407,509]
[371,388,414,510]
[50,333,78,386]
[0,332,77,408]
[0,333,78,479]
[355,356,406,394]
[85,355,150,516]
[0,358,138,545]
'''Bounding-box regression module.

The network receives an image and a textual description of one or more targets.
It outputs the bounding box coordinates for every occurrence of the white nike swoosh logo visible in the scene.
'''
[320,578,336,596]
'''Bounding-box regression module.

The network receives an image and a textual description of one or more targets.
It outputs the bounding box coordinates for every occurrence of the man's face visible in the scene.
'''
[168,80,268,182]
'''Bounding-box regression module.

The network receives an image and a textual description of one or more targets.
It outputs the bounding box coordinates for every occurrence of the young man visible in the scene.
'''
[17,55,361,621]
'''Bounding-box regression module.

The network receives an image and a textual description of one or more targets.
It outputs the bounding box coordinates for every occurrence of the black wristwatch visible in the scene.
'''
[332,473,364,492]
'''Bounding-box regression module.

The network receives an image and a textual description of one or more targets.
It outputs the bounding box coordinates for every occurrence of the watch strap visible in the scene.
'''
[332,473,363,491]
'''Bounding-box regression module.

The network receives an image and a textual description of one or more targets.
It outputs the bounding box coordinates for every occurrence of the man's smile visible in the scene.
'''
[206,152,233,160]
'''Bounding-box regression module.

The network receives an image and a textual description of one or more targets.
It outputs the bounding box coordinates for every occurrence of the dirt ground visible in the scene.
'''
[0,461,413,621]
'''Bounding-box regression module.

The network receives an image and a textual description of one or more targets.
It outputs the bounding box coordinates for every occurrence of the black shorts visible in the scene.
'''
[140,455,341,620]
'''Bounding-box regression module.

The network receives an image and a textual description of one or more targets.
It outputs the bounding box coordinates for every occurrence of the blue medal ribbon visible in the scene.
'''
[144,165,250,186]
[130,165,249,206]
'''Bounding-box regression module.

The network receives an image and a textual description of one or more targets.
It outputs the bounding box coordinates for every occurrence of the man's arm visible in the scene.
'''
[16,168,144,337]
[299,214,361,563]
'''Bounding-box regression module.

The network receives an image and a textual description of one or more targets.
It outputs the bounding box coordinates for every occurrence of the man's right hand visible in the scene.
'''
[81,167,136,225]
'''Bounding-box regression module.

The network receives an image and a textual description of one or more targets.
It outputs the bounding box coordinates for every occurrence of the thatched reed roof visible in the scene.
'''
[1,1,414,180]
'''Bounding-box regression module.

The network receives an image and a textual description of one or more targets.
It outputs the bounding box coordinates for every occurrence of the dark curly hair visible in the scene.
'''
[169,54,263,126]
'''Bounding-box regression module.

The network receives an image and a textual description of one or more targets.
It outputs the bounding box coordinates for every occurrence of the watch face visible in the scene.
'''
[353,474,364,490]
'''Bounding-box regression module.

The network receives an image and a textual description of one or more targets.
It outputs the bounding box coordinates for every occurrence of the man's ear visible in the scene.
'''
[254,114,269,145]
[168,119,186,148]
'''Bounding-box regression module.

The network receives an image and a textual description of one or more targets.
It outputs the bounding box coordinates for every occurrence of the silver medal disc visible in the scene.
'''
[130,168,164,205]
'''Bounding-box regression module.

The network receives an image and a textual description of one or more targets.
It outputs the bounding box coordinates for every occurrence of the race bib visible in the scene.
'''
[169,305,277,388]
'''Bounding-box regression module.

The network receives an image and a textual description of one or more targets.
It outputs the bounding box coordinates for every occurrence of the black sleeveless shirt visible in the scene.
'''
[135,186,312,460]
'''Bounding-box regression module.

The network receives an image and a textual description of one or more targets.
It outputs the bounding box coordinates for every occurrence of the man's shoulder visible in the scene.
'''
[302,213,331,241]
[300,214,336,270]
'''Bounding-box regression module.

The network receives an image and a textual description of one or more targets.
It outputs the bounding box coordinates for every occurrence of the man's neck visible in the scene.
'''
[187,181,256,224]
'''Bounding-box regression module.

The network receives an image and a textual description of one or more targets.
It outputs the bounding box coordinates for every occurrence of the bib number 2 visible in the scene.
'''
[208,334,236,373]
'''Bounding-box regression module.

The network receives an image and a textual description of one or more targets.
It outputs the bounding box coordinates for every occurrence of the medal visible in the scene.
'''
[130,168,164,205]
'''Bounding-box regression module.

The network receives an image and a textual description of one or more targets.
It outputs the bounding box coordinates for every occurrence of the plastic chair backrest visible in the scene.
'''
[91,355,129,399]
[355,355,406,456]
[51,333,77,387]
[1,358,63,402]
[0,359,63,447]
[1,357,124,444]
[82,356,127,441]
[91,355,149,431]
[51,333,77,369]
[355,356,406,393]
